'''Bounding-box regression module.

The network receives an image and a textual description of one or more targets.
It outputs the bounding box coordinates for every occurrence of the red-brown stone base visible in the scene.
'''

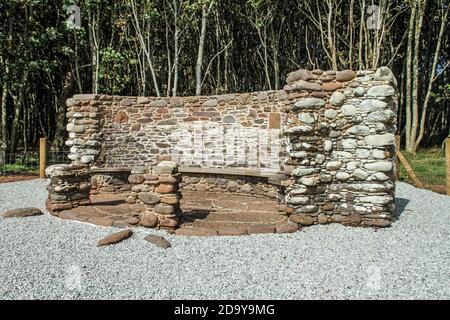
[176,191,298,236]
[53,191,299,236]
[56,194,145,228]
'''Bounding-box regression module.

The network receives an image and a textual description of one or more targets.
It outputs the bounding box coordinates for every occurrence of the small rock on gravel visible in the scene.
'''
[2,207,43,218]
[97,229,133,246]
[144,235,171,249]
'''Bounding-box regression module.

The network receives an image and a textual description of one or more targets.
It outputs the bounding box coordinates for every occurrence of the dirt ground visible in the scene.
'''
[0,175,39,184]
[425,184,447,195]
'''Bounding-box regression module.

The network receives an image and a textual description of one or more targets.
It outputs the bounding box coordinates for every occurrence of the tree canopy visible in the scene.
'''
[0,0,449,153]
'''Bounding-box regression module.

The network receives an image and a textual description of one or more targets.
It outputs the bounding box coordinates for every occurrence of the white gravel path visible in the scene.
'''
[0,179,449,300]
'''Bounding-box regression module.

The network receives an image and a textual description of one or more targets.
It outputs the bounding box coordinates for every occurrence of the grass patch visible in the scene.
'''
[0,163,38,174]
[399,148,446,187]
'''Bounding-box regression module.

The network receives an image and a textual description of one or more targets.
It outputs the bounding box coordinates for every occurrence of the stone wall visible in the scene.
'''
[126,161,181,230]
[63,66,398,228]
[46,164,92,212]
[46,161,182,230]
[180,173,285,199]
[90,169,131,194]
[66,91,291,171]
[282,68,397,227]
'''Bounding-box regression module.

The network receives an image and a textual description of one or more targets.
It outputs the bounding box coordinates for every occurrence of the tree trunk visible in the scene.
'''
[195,5,208,96]
[348,0,355,69]
[163,2,172,97]
[270,21,281,90]
[405,3,416,152]
[9,91,22,154]
[1,15,12,151]
[358,0,365,69]
[262,26,271,90]
[415,3,448,149]
[88,8,99,94]
[409,0,425,154]
[398,59,406,135]
[327,0,337,70]
[0,85,8,150]
[74,32,83,93]
[215,11,221,93]
[130,0,161,97]
[172,0,180,97]
[52,70,76,150]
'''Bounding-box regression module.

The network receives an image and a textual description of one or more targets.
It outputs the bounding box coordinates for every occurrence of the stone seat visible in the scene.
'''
[178,166,289,186]
[91,167,132,174]
[45,163,88,177]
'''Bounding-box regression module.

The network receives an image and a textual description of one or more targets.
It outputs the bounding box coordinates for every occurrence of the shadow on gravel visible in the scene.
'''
[180,210,213,223]
[394,198,410,219]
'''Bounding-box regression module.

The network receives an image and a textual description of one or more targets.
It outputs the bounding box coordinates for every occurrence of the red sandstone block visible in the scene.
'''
[268,112,281,129]
[275,223,299,233]
[47,201,73,212]
[159,218,178,228]
[156,184,174,193]
[73,94,100,100]
[97,229,133,247]
[216,226,247,236]
[246,224,276,235]
[87,216,114,227]
[175,227,218,237]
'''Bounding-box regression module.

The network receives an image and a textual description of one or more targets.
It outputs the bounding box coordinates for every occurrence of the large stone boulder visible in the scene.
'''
[97,229,133,246]
[144,235,171,249]
[2,207,43,218]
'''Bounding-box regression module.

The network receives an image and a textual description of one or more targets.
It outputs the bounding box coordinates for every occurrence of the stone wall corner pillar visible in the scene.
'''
[66,94,103,166]
[282,67,397,228]
[127,161,181,230]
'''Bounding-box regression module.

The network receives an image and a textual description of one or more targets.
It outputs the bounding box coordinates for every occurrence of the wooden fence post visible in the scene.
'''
[396,151,424,189]
[0,148,5,166]
[395,135,401,181]
[446,137,450,196]
[39,138,47,178]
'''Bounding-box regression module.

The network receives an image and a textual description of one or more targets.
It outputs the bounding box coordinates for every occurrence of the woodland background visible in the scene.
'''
[0,0,449,155]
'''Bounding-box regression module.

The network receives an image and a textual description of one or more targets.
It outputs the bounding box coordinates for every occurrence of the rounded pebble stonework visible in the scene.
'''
[56,67,398,231]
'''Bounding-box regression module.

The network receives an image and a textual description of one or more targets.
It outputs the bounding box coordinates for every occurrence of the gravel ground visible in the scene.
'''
[0,179,449,300]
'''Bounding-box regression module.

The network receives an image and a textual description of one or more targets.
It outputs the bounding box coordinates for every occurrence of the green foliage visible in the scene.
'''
[247,0,266,9]
[98,47,133,95]
[0,0,449,153]
[431,83,450,102]
[0,163,39,174]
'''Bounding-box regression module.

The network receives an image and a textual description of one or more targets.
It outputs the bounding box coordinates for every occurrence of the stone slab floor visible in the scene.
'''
[56,191,294,236]
[177,191,292,236]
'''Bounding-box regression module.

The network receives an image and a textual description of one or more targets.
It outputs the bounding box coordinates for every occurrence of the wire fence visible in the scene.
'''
[0,151,71,176]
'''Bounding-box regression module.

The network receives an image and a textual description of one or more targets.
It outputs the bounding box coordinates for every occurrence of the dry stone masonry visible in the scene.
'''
[283,67,397,227]
[46,164,92,212]
[65,91,289,170]
[179,170,285,199]
[126,161,181,229]
[47,66,398,231]
[90,168,132,194]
